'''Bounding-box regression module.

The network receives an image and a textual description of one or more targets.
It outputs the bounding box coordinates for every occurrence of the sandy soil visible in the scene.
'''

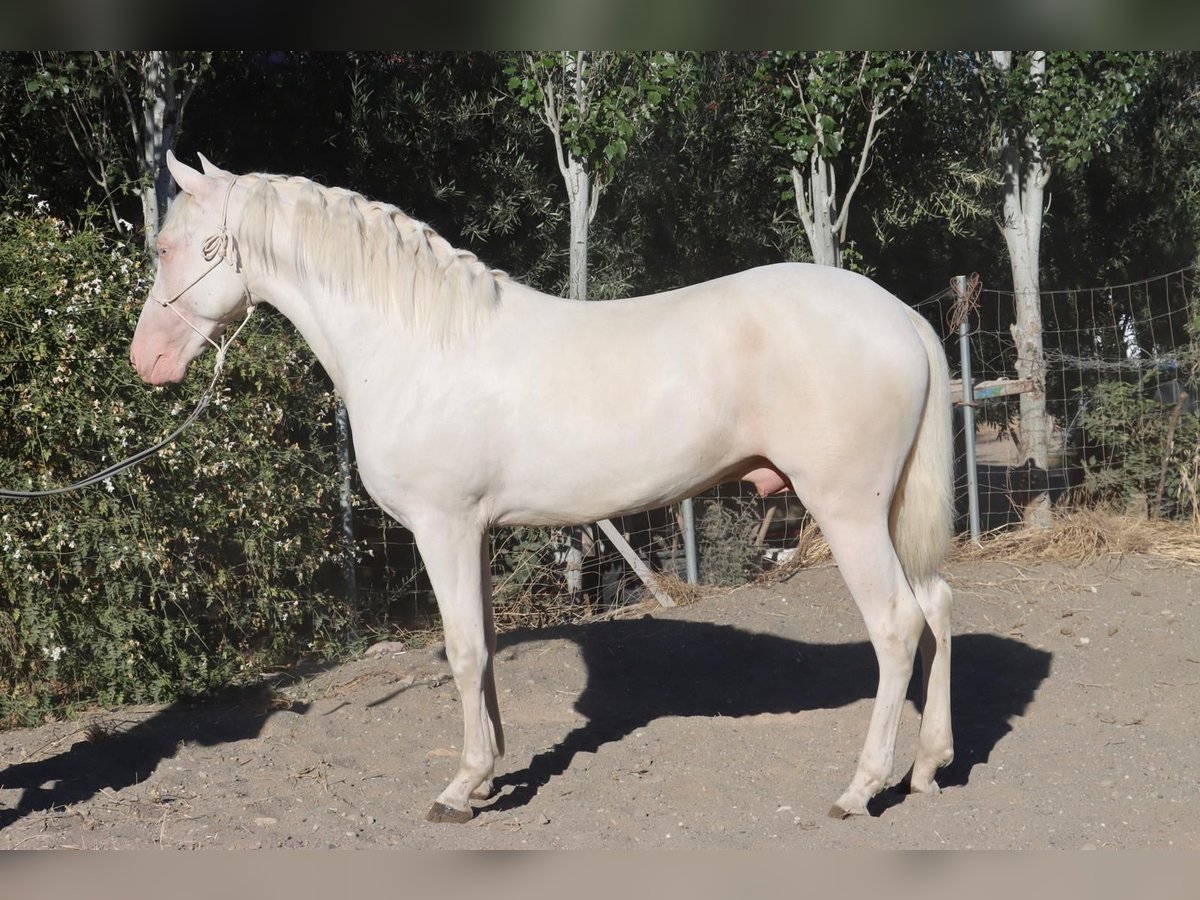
[2,554,1198,849]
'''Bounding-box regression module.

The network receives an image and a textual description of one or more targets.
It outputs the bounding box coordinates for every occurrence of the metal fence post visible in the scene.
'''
[956,275,982,544]
[335,394,358,605]
[681,496,699,584]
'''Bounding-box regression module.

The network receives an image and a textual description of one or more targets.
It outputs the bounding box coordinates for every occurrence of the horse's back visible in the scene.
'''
[475,263,932,524]
[660,263,928,390]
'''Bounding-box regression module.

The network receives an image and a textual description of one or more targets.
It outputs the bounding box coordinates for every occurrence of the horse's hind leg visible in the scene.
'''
[905,575,954,794]
[412,519,504,823]
[817,512,927,818]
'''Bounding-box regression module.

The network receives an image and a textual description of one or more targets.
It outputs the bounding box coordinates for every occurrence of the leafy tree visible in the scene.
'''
[1048,52,1200,284]
[603,51,785,294]
[761,51,925,269]
[22,51,211,251]
[507,51,683,300]
[984,51,1148,524]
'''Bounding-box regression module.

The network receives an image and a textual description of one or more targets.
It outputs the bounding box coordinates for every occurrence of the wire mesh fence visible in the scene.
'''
[348,267,1200,629]
[349,481,817,630]
[3,252,1195,636]
[916,268,1200,532]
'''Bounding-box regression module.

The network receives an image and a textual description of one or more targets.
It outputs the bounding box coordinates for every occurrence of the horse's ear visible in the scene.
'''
[166,150,214,200]
[197,152,232,178]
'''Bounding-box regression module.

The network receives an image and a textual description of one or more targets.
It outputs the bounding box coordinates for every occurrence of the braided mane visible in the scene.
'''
[237,174,502,341]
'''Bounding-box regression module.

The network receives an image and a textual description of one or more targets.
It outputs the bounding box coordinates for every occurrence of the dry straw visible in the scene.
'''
[759,509,1200,581]
[490,510,1199,632]
[948,509,1200,568]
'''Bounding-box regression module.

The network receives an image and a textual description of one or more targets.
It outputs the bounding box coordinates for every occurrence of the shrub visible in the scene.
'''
[1077,374,1200,518]
[697,496,762,586]
[0,199,351,725]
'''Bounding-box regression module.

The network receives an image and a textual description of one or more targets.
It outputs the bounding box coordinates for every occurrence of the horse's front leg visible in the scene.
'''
[413,519,504,823]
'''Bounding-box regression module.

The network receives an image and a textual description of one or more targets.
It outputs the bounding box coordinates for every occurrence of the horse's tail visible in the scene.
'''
[889,307,954,585]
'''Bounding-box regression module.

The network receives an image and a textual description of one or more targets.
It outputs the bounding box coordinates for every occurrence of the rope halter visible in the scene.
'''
[151,176,255,362]
[1,179,255,498]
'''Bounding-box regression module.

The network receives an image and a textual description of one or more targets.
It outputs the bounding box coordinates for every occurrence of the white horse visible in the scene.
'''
[131,152,956,823]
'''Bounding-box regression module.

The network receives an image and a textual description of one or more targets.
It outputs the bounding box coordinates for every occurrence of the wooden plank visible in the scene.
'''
[950,377,1034,405]
[596,518,676,608]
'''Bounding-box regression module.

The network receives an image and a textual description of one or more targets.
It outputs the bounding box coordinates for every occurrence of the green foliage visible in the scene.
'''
[506,51,685,183]
[1077,375,1200,516]
[342,52,567,292]
[20,51,211,238]
[0,200,350,725]
[697,498,762,587]
[763,51,923,168]
[986,51,1149,172]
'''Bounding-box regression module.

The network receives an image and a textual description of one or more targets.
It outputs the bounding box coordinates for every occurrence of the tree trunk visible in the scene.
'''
[994,50,1053,527]
[563,154,592,594]
[566,155,591,302]
[792,152,841,268]
[138,51,179,254]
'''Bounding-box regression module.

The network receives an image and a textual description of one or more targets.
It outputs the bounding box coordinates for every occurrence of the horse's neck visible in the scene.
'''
[248,271,420,398]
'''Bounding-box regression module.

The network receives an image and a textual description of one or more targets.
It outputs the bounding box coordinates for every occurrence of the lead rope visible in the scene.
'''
[0,179,254,499]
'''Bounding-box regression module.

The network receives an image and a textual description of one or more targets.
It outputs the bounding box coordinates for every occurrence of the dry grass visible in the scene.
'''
[451,511,1199,638]
[950,509,1200,568]
[754,509,1200,582]
[756,519,833,583]
[652,571,705,607]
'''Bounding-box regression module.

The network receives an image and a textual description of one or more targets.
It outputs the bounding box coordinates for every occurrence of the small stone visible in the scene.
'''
[365,640,407,657]
[254,816,278,827]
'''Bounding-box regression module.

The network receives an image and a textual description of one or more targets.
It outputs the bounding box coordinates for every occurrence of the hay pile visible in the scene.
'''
[758,510,1200,582]
[950,509,1200,568]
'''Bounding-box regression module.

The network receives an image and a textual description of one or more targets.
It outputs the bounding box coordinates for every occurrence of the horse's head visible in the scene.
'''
[130,151,252,385]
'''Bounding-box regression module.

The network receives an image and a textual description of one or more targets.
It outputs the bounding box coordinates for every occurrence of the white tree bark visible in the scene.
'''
[787,54,921,269]
[533,51,604,594]
[112,51,194,253]
[993,50,1053,527]
[538,51,602,303]
[565,154,593,302]
[138,51,175,253]
[792,155,840,267]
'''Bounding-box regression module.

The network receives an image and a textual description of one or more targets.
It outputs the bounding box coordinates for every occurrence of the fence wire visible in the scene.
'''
[918,269,1200,533]
[4,269,1197,632]
[355,268,1199,626]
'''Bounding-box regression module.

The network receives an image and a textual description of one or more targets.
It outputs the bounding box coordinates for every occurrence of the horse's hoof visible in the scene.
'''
[426,802,473,824]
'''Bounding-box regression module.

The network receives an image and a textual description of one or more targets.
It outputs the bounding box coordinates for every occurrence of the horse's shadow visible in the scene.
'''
[0,685,307,831]
[0,619,1050,830]
[485,619,1050,816]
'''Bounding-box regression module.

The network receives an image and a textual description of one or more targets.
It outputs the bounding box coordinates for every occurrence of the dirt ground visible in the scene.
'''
[2,553,1198,849]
